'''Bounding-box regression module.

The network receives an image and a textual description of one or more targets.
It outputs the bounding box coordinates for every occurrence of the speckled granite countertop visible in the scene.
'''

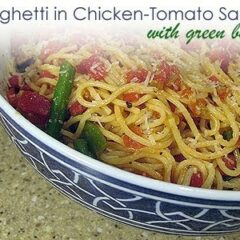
[0,125,240,240]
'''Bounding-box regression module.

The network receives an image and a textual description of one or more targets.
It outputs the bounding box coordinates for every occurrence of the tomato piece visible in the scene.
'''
[190,171,203,188]
[154,61,182,91]
[8,75,22,89]
[208,75,219,84]
[180,88,193,98]
[122,92,141,103]
[153,61,171,86]
[126,69,148,83]
[40,41,65,61]
[122,125,144,149]
[39,70,56,79]
[167,78,182,91]
[6,88,18,108]
[217,87,230,101]
[189,98,207,116]
[166,65,182,91]
[129,125,143,136]
[69,101,87,116]
[76,55,106,80]
[223,154,237,171]
[122,135,144,149]
[17,91,51,127]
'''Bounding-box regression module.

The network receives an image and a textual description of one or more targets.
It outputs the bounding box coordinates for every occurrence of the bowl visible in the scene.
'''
[1,42,240,236]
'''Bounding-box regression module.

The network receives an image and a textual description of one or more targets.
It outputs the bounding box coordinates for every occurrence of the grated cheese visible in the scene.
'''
[144,71,151,87]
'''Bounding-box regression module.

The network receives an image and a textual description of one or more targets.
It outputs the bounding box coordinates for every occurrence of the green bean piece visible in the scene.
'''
[223,129,233,141]
[81,121,107,157]
[74,139,96,158]
[46,61,76,139]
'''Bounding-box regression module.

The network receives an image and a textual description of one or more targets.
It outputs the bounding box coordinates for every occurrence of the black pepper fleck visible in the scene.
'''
[126,101,132,108]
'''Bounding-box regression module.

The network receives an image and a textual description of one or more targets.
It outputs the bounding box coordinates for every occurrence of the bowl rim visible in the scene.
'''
[1,95,240,201]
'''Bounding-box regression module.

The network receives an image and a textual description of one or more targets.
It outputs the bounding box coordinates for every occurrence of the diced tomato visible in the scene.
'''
[8,75,22,89]
[223,154,237,171]
[40,41,66,61]
[122,92,141,103]
[180,88,193,98]
[76,55,107,80]
[17,91,51,127]
[126,69,148,83]
[122,125,144,149]
[208,48,230,73]
[190,171,203,188]
[6,88,18,108]
[69,101,86,116]
[208,75,219,84]
[154,61,171,84]
[166,78,182,91]
[217,87,230,101]
[153,61,182,91]
[39,70,56,79]
[189,101,199,116]
[189,98,207,116]
[122,135,144,149]
[129,125,143,136]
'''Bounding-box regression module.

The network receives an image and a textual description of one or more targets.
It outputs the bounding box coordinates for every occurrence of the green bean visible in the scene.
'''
[74,139,96,158]
[46,61,75,139]
[81,121,107,158]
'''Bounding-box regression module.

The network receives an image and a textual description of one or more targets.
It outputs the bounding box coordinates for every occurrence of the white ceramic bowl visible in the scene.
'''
[0,41,240,236]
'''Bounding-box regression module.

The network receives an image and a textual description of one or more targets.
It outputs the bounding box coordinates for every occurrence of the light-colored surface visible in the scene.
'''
[0,125,240,240]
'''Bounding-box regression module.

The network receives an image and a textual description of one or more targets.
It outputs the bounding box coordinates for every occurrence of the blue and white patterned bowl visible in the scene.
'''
[1,49,240,236]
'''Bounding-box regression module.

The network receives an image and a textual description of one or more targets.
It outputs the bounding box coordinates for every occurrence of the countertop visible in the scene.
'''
[1,125,240,240]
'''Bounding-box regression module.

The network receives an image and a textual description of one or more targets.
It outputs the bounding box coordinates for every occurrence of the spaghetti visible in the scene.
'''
[7,34,240,190]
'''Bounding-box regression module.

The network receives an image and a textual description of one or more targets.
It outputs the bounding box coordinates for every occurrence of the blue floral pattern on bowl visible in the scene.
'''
[1,108,240,235]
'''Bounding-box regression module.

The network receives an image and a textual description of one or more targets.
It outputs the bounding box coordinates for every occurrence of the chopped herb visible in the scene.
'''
[223,129,233,141]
